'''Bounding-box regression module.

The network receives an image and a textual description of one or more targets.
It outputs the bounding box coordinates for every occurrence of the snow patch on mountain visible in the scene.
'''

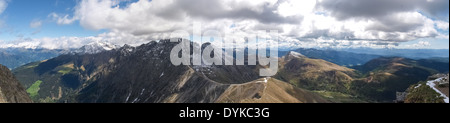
[427,77,449,103]
[288,51,305,58]
[73,41,120,54]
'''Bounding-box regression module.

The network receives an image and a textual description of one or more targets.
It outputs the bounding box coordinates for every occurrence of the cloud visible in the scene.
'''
[405,41,432,48]
[0,36,108,50]
[29,19,43,35]
[367,12,430,32]
[0,0,7,15]
[49,13,78,25]
[159,0,301,24]
[0,31,162,50]
[69,0,301,34]
[276,0,316,17]
[418,41,431,46]
[30,20,42,28]
[25,0,448,49]
[316,0,449,20]
[435,21,449,30]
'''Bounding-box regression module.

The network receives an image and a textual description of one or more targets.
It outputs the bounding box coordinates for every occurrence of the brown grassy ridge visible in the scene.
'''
[216,78,329,103]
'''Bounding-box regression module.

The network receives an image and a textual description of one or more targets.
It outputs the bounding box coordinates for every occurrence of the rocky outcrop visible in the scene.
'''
[0,64,32,103]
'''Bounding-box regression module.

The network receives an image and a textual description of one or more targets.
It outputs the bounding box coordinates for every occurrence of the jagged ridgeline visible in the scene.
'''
[13,39,326,103]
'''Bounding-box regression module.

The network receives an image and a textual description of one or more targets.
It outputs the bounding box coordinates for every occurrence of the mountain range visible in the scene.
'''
[0,42,121,70]
[13,39,328,103]
[340,48,449,60]
[5,39,449,103]
[286,48,381,67]
[0,48,65,69]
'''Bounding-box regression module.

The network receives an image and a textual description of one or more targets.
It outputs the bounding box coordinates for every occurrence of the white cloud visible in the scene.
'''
[0,37,92,49]
[75,0,183,32]
[437,33,449,39]
[49,13,78,25]
[70,0,291,33]
[435,21,449,30]
[12,0,446,50]
[404,41,432,49]
[0,0,7,15]
[30,20,42,28]
[418,41,431,46]
[0,31,161,50]
[276,0,316,17]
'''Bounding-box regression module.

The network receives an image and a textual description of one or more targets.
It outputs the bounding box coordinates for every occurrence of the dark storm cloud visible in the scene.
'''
[318,0,449,20]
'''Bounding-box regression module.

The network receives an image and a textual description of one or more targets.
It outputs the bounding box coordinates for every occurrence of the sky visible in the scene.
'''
[0,0,448,50]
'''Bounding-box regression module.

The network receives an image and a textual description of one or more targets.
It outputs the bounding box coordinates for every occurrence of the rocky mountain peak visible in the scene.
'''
[73,41,120,54]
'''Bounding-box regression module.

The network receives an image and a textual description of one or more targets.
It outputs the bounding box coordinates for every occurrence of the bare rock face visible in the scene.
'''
[0,64,32,103]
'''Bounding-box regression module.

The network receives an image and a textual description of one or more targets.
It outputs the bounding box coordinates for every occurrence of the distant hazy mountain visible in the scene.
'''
[0,41,121,69]
[0,48,65,69]
[0,64,32,103]
[279,48,382,67]
[339,48,449,60]
[280,47,449,67]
